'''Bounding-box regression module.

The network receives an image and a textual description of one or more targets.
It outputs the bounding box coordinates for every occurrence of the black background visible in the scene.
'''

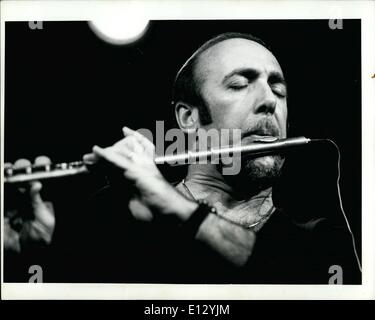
[4,20,361,280]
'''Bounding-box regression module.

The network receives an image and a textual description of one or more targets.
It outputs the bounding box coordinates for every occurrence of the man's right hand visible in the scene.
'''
[4,157,55,253]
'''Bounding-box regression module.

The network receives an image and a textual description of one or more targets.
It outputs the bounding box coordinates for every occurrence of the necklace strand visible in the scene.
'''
[181,179,274,229]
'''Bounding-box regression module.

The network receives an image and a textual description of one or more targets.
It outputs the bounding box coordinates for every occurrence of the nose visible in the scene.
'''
[253,81,277,115]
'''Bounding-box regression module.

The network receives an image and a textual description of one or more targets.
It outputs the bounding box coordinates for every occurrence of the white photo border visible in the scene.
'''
[1,0,374,300]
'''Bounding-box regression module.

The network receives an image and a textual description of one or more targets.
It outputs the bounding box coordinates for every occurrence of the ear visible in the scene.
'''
[175,101,200,134]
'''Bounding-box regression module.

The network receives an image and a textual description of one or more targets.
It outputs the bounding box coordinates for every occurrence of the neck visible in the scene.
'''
[184,164,275,228]
[185,164,234,199]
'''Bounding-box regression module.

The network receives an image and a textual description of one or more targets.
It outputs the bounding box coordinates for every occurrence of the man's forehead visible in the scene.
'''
[196,38,283,79]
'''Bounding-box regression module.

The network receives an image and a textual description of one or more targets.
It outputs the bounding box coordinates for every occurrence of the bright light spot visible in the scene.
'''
[88,15,149,45]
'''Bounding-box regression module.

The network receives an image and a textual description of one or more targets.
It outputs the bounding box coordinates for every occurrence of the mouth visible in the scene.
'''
[242,130,280,143]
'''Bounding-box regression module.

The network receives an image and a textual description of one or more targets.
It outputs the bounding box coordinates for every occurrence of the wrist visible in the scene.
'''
[163,189,199,221]
[180,200,217,238]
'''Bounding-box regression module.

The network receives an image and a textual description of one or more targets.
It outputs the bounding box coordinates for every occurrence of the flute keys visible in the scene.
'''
[10,159,33,176]
[34,156,52,171]
[4,159,89,184]
[55,163,68,170]
[32,163,50,172]
[4,163,13,177]
[69,161,84,168]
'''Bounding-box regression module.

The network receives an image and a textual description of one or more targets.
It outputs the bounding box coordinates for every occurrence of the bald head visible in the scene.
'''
[194,38,285,124]
[173,33,269,125]
[196,38,283,93]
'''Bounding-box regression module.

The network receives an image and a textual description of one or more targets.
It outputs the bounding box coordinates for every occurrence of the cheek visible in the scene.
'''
[276,102,288,137]
[206,92,250,128]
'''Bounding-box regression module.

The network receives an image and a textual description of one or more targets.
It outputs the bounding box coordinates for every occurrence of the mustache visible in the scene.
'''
[242,119,280,138]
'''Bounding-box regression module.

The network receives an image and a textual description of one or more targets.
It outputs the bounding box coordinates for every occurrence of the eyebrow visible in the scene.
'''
[222,68,287,87]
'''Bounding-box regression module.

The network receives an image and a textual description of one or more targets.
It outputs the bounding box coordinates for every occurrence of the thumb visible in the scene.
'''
[29,181,44,206]
[29,181,55,230]
[29,156,49,202]
[30,181,43,196]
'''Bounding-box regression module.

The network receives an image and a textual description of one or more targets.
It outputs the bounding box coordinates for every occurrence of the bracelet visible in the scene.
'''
[181,199,217,238]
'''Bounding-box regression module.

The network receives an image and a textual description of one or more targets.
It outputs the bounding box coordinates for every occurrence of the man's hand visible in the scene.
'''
[90,127,198,222]
[89,127,255,267]
[4,157,55,252]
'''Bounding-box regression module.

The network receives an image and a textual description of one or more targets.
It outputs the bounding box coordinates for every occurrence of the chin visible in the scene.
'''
[242,154,285,187]
[220,153,285,192]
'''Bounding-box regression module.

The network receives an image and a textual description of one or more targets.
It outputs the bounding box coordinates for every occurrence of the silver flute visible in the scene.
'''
[4,136,310,184]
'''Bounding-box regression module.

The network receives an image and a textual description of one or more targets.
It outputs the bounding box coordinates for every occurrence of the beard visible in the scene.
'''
[243,154,284,183]
[222,153,285,196]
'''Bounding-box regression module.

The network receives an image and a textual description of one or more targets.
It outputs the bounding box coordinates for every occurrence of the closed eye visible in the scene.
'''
[268,72,288,97]
[224,69,259,90]
[227,78,249,90]
[228,83,248,90]
[271,84,287,98]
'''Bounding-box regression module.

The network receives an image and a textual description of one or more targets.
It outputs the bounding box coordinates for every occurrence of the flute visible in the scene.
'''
[4,136,311,184]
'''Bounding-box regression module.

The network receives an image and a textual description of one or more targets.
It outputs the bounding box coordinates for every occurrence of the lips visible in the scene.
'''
[241,119,281,144]
[242,134,278,144]
[247,134,279,142]
[242,128,279,141]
